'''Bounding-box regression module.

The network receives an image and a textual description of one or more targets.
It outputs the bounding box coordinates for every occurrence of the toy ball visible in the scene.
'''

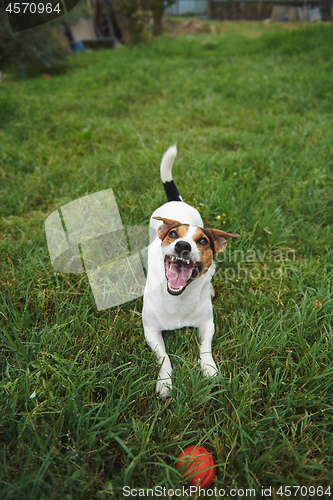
[176,445,216,488]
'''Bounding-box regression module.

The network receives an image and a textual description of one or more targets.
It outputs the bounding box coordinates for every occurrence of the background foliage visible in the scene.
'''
[0,18,69,76]
[115,0,176,44]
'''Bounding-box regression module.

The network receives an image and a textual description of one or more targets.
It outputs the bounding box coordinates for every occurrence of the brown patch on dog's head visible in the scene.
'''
[194,227,240,277]
[153,217,189,243]
[203,228,240,254]
[192,227,215,277]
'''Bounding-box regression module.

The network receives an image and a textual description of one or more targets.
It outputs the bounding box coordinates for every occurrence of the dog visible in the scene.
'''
[142,146,239,399]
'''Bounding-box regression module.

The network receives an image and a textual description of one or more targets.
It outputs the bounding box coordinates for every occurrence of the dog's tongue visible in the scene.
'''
[168,261,192,289]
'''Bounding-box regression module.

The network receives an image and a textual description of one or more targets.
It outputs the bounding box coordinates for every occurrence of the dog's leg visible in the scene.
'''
[144,329,172,400]
[198,322,218,377]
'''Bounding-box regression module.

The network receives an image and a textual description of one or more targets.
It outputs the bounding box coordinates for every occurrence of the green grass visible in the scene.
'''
[1,20,333,499]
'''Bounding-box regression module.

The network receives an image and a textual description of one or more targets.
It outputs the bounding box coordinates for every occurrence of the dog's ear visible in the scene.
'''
[153,217,182,240]
[205,228,240,254]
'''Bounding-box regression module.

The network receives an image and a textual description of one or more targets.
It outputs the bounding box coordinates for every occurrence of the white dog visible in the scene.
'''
[142,146,239,399]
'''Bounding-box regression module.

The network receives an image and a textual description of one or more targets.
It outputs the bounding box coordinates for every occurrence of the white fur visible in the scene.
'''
[142,147,218,400]
[160,144,177,183]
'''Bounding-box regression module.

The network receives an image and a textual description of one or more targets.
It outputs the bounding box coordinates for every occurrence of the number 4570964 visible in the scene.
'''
[276,485,332,497]
[5,3,61,14]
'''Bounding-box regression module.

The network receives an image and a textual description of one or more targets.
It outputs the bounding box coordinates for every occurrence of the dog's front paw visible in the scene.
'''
[200,356,218,378]
[156,377,172,400]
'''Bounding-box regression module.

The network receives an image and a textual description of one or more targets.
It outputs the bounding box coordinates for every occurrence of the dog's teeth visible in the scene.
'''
[186,259,190,264]
[190,267,197,278]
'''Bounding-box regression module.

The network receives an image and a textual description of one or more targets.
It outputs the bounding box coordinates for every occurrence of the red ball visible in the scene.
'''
[176,445,216,488]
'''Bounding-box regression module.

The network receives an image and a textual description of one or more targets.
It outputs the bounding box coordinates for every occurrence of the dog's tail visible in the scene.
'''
[160,145,182,202]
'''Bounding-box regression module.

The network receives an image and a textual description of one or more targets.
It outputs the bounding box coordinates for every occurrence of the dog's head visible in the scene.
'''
[153,217,239,296]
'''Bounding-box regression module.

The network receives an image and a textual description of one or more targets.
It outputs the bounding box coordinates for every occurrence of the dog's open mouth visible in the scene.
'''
[164,255,202,295]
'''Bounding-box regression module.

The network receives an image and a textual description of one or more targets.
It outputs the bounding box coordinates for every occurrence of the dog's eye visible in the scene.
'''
[198,237,209,246]
[168,230,178,239]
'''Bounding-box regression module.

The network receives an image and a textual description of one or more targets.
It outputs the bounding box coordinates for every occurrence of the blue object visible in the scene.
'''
[72,41,85,53]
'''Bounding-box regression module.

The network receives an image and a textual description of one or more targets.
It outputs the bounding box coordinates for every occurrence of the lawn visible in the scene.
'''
[0,20,333,499]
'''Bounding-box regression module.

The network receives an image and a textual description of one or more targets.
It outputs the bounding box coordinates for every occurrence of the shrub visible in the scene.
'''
[0,13,70,76]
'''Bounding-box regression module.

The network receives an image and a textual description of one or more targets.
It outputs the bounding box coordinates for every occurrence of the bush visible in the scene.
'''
[0,14,70,76]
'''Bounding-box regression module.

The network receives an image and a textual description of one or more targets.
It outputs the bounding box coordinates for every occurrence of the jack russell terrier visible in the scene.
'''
[142,146,239,400]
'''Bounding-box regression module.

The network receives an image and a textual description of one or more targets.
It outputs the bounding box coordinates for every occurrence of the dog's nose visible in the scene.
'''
[175,240,191,257]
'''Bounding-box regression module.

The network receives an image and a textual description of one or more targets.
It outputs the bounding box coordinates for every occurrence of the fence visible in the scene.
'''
[166,0,333,21]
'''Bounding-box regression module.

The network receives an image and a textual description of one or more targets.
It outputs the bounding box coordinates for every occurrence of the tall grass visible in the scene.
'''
[1,21,332,499]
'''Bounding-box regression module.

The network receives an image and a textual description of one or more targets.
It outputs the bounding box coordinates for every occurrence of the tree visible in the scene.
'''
[148,0,175,36]
[114,0,176,44]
